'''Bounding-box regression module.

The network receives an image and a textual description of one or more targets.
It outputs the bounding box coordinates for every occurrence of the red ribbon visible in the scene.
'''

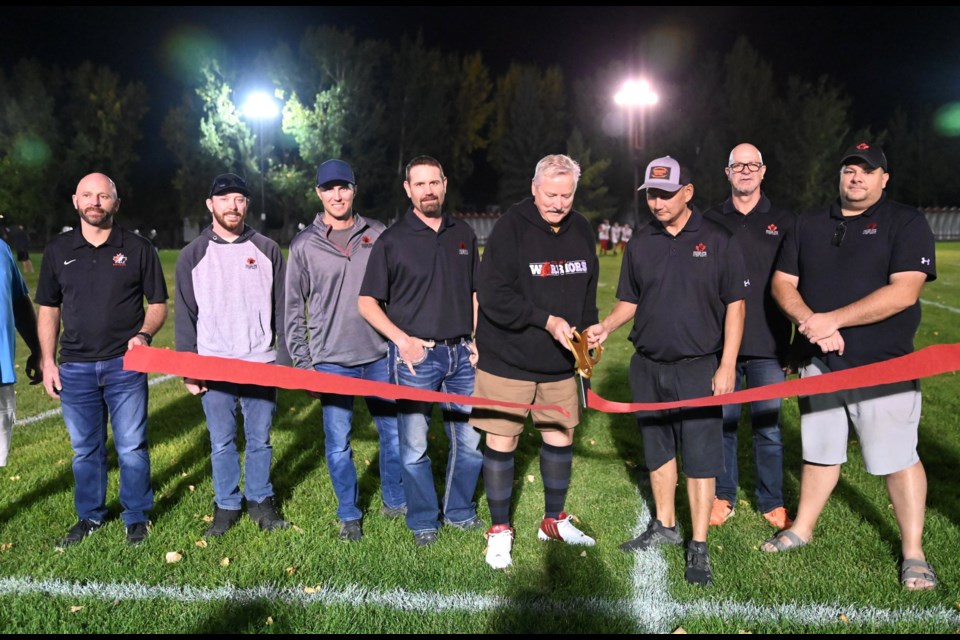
[587,343,960,412]
[124,343,960,416]
[123,346,570,417]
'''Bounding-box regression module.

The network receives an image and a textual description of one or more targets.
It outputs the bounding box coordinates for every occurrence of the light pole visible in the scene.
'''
[242,92,280,233]
[614,79,658,225]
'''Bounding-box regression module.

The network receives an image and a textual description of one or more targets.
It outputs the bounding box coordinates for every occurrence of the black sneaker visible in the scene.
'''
[684,540,713,586]
[204,506,241,538]
[413,530,438,547]
[381,504,407,519]
[126,521,149,545]
[444,515,486,531]
[339,519,363,541]
[60,519,103,547]
[247,497,290,531]
[619,519,682,552]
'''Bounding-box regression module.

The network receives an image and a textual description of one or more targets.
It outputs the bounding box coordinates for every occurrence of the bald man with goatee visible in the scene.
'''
[703,144,796,532]
[36,173,168,548]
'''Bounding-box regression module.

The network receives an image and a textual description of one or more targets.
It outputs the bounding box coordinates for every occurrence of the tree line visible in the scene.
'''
[2,28,958,244]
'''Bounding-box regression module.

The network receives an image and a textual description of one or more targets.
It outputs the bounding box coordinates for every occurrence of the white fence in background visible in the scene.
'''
[924,208,960,241]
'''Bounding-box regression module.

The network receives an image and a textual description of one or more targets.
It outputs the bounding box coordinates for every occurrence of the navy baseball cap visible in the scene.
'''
[840,142,888,171]
[316,159,356,187]
[209,173,251,198]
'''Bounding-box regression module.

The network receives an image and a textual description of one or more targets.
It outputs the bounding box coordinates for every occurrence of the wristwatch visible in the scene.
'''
[136,331,153,346]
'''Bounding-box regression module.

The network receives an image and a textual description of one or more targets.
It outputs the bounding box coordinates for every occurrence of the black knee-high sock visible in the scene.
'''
[541,442,573,519]
[483,446,515,526]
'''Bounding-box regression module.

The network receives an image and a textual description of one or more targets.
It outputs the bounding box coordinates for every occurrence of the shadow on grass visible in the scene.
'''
[0,388,211,534]
[484,537,634,633]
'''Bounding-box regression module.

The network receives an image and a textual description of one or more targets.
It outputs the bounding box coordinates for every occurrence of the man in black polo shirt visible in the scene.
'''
[358,155,483,547]
[766,143,938,591]
[704,143,797,531]
[36,172,168,547]
[587,156,748,586]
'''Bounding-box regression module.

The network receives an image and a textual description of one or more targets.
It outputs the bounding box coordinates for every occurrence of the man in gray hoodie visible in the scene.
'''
[286,160,404,541]
[175,173,290,538]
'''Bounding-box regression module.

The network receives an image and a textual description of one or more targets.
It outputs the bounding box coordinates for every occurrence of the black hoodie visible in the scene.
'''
[476,198,599,382]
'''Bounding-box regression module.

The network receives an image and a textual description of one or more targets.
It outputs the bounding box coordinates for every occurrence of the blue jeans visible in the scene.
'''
[59,357,152,526]
[315,357,405,522]
[389,341,482,534]
[201,381,277,510]
[716,357,785,513]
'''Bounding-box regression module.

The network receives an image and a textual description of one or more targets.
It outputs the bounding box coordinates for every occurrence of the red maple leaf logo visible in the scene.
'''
[866,223,877,230]
[767,224,777,232]
[362,235,371,244]
[246,257,256,265]
[695,243,706,252]
[856,143,870,150]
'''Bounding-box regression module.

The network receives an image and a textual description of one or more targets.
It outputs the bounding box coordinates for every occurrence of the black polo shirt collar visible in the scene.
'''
[399,208,453,232]
[70,224,124,250]
[829,192,887,222]
[648,205,704,236]
[720,193,772,217]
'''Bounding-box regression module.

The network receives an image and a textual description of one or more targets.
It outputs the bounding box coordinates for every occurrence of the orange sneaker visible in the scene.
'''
[762,506,794,530]
[709,498,735,526]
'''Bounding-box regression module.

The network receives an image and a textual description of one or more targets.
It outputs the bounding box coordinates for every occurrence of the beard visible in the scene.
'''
[77,206,114,228]
[213,209,245,234]
[416,196,442,216]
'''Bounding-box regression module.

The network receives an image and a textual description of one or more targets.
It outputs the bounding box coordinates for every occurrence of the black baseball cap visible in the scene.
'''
[209,173,251,198]
[840,142,888,171]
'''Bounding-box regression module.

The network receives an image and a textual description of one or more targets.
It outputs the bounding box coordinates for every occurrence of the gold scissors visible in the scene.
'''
[566,329,602,379]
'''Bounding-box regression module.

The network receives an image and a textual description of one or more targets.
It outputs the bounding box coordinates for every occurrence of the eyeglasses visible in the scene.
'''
[728,162,763,173]
[832,220,848,247]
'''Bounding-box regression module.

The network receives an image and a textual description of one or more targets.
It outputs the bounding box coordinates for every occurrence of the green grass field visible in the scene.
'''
[0,247,958,633]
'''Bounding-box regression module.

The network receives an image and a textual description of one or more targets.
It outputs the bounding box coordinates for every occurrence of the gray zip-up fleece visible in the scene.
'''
[285,213,388,369]
[175,224,290,365]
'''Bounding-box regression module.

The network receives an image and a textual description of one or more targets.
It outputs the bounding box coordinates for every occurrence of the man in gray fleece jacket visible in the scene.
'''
[175,173,291,538]
[285,160,404,542]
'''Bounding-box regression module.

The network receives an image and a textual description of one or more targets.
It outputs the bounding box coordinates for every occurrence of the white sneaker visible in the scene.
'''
[538,512,596,546]
[485,524,514,569]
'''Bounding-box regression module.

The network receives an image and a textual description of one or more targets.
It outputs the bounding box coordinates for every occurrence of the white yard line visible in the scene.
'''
[920,298,960,314]
[0,497,956,632]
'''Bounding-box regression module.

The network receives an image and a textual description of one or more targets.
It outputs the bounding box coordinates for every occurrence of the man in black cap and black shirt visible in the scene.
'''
[587,156,749,586]
[766,143,938,592]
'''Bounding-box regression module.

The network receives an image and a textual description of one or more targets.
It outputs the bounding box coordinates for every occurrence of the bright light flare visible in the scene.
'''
[242,92,280,121]
[614,80,659,107]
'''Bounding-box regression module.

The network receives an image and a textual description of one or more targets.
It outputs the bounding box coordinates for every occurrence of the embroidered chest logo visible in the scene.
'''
[112,253,128,266]
[862,222,878,235]
[458,241,470,256]
[765,224,779,236]
[692,243,708,258]
[361,235,373,248]
[529,260,589,277]
[245,257,258,270]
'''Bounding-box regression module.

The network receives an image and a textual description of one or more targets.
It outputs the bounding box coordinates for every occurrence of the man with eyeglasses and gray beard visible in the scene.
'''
[766,142,938,592]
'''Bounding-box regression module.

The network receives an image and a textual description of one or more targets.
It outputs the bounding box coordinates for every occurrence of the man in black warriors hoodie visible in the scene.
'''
[472,154,599,570]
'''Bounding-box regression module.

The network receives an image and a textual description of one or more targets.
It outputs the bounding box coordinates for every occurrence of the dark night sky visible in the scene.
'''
[5,6,960,163]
